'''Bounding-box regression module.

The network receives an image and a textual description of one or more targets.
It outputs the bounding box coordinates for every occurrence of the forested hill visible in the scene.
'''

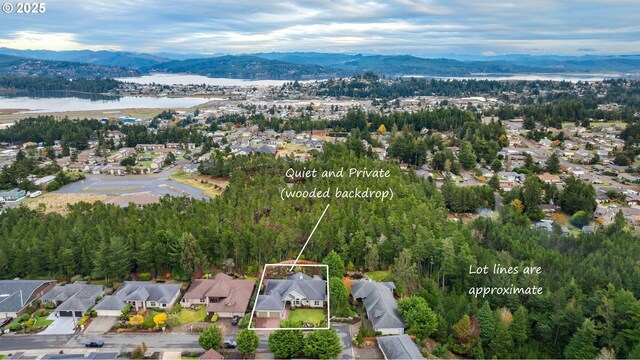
[1,143,640,358]
[0,54,139,78]
[0,47,169,69]
[145,55,346,80]
[0,76,121,94]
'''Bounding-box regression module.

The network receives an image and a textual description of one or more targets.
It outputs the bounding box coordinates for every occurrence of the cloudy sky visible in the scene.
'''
[0,0,638,56]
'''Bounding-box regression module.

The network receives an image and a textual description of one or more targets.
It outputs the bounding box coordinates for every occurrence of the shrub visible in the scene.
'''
[211,314,219,323]
[432,343,448,358]
[120,304,133,319]
[129,314,144,327]
[33,310,43,317]
[19,314,30,322]
[9,322,21,331]
[77,316,90,327]
[138,272,152,281]
[143,314,155,329]
[130,342,147,359]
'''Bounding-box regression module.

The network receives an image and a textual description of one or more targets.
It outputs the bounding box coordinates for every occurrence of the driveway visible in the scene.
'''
[332,323,354,360]
[38,316,75,335]
[84,316,118,334]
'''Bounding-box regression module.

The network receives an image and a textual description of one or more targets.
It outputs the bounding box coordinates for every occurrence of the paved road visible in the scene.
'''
[0,334,73,351]
[1,325,353,357]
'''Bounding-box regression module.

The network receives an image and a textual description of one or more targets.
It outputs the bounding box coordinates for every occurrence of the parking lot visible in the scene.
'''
[55,177,209,199]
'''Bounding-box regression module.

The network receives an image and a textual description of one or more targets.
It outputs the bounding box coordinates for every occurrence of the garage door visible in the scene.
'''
[96,310,121,317]
[75,311,83,317]
[257,311,279,318]
[59,311,73,317]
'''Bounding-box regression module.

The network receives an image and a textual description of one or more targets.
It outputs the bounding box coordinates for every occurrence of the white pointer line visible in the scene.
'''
[290,203,330,271]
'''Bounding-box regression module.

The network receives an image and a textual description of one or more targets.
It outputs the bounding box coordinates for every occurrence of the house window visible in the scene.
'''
[314,301,320,306]
[162,303,166,307]
[149,302,156,307]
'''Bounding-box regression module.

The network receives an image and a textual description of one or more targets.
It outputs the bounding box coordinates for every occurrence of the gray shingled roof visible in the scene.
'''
[255,274,326,312]
[41,283,104,313]
[351,280,404,331]
[0,280,54,314]
[378,335,425,359]
[95,282,180,311]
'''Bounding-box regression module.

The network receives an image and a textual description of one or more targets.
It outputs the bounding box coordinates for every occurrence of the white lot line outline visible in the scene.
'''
[248,264,330,331]
[290,203,330,271]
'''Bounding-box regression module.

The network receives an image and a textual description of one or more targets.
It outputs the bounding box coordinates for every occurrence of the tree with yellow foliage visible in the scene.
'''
[153,312,167,327]
[377,124,387,135]
[129,314,144,327]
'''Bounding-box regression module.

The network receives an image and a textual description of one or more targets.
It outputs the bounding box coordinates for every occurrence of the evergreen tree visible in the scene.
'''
[490,314,513,358]
[563,319,598,359]
[179,232,208,278]
[303,329,343,359]
[477,301,495,344]
[545,153,561,174]
[393,248,420,295]
[510,306,528,346]
[198,325,222,350]
[237,329,259,356]
[268,321,304,359]
[459,141,477,169]
[322,250,345,278]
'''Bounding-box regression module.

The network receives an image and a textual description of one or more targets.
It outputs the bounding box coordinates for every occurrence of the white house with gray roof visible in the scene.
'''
[40,283,103,318]
[351,280,405,335]
[0,279,54,318]
[255,272,327,318]
[94,282,181,317]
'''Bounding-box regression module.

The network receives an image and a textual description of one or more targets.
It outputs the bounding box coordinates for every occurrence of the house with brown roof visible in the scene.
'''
[538,173,562,184]
[181,273,255,318]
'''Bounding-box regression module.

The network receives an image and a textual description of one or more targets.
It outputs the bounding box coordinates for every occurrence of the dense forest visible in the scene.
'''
[1,144,639,358]
[0,76,121,94]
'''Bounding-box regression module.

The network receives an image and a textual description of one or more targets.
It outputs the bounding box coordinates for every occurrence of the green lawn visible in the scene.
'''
[287,309,326,325]
[33,316,53,328]
[176,306,207,325]
[365,271,389,282]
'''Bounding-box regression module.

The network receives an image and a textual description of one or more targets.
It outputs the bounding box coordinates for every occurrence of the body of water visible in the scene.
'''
[0,95,211,113]
[116,73,307,86]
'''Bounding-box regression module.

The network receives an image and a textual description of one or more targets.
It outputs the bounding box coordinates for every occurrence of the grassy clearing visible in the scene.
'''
[365,271,389,282]
[25,193,107,215]
[176,306,207,325]
[287,309,326,325]
[171,172,228,198]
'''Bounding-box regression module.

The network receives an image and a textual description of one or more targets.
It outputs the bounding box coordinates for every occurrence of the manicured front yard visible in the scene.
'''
[33,316,53,328]
[365,271,388,282]
[287,309,326,326]
[176,306,207,325]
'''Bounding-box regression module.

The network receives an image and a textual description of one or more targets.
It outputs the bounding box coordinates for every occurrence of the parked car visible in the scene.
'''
[231,315,240,326]
[0,317,13,328]
[224,339,237,349]
[85,339,104,348]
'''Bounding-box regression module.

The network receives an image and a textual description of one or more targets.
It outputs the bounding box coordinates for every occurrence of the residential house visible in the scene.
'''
[497,171,521,183]
[255,272,327,318]
[538,173,562,184]
[535,221,554,232]
[183,164,199,174]
[377,334,425,360]
[0,280,54,318]
[618,173,639,184]
[181,273,255,318]
[93,282,181,317]
[0,188,26,202]
[199,349,225,360]
[40,283,103,318]
[351,280,404,335]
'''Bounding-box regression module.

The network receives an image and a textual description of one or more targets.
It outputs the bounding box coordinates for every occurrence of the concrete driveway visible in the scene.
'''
[332,323,354,360]
[38,316,75,335]
[84,317,118,334]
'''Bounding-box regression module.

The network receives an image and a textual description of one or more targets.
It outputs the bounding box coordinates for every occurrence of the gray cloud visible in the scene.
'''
[0,0,638,55]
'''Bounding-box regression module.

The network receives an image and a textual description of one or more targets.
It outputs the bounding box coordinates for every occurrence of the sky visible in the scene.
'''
[0,0,639,56]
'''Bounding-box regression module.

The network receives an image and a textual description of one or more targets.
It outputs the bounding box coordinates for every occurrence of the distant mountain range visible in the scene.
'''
[0,54,139,78]
[0,48,639,79]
